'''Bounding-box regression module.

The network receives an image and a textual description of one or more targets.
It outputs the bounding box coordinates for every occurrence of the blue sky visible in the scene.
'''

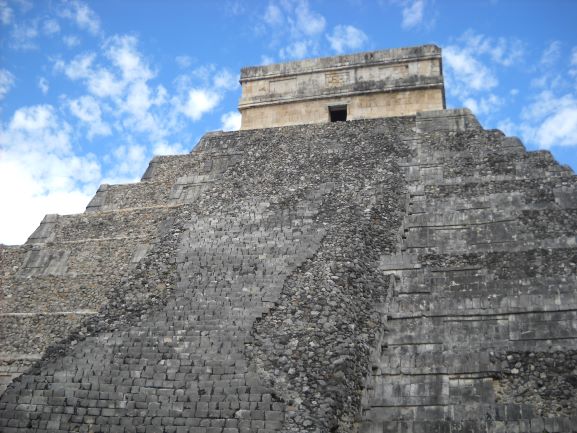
[1,0,576,245]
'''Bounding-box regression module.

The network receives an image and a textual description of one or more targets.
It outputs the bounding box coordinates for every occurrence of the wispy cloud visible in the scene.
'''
[12,0,32,12]
[0,0,14,25]
[10,20,39,50]
[177,89,221,121]
[260,55,275,65]
[279,40,315,60]
[326,25,368,54]
[42,18,60,35]
[519,91,577,149]
[223,0,245,16]
[152,141,187,156]
[293,0,326,36]
[0,104,100,244]
[260,0,370,60]
[220,111,241,131]
[462,94,504,116]
[38,77,49,94]
[261,0,327,60]
[443,30,524,118]
[388,0,431,30]
[0,69,15,100]
[59,0,100,35]
[530,41,569,91]
[213,69,239,91]
[264,2,283,26]
[570,46,577,78]
[401,0,425,29]
[444,45,498,93]
[63,34,81,47]
[540,41,561,67]
[104,143,148,183]
[456,30,524,66]
[498,41,577,151]
[68,95,111,138]
[175,55,193,69]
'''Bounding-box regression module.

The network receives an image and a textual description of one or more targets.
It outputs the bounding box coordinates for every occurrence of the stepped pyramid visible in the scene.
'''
[1,45,577,433]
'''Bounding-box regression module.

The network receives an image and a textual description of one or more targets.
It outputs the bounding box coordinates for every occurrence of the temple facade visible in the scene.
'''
[238,44,446,129]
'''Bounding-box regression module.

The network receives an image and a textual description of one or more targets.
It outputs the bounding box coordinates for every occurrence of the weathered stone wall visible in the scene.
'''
[240,88,443,130]
[360,110,577,433]
[239,45,445,129]
[1,109,576,433]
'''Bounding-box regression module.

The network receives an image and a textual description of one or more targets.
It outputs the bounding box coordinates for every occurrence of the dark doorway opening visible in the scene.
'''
[329,105,347,122]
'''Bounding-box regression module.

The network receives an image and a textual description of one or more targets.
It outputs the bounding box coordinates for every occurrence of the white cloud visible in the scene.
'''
[38,77,49,94]
[224,1,245,16]
[0,105,100,244]
[264,2,283,26]
[496,118,517,137]
[55,35,172,145]
[457,30,524,67]
[400,0,425,29]
[8,105,71,152]
[534,107,577,148]
[10,21,39,50]
[68,95,111,138]
[56,52,124,97]
[105,35,154,82]
[443,30,524,117]
[60,0,100,35]
[56,33,236,146]
[175,55,193,69]
[519,91,577,149]
[220,111,241,131]
[540,41,561,66]
[57,41,154,100]
[56,52,94,79]
[326,25,368,54]
[153,141,187,155]
[293,0,326,36]
[121,83,168,139]
[103,144,148,184]
[444,45,498,93]
[0,0,13,25]
[0,69,15,100]
[570,46,577,78]
[279,40,315,60]
[263,0,325,34]
[43,19,60,35]
[463,93,503,116]
[125,81,152,115]
[261,0,326,61]
[63,34,81,47]
[179,89,221,121]
[260,55,275,65]
[12,0,32,11]
[213,69,239,91]
[530,42,574,91]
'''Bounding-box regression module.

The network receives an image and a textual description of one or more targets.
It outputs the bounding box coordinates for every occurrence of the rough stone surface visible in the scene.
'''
[0,109,576,433]
[239,45,444,129]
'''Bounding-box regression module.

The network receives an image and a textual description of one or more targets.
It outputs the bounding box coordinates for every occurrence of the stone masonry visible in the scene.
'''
[239,45,445,129]
[1,107,576,432]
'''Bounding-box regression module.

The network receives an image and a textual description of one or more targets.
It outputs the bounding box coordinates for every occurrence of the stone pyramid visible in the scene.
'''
[1,46,577,433]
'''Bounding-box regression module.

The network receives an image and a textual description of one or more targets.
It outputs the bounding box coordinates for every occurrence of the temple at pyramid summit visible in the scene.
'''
[238,44,445,129]
[1,45,577,433]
